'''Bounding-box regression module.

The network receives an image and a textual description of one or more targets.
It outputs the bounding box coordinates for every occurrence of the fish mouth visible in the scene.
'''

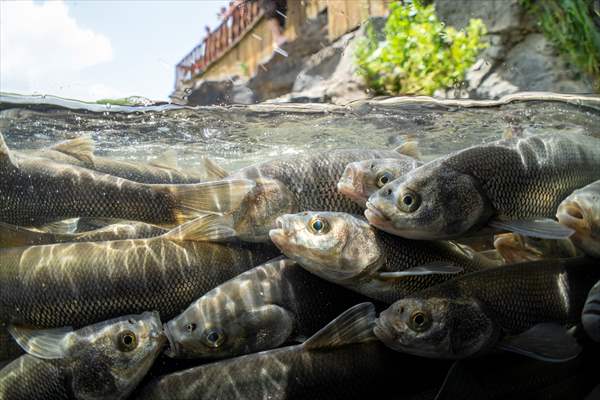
[373,317,400,348]
[163,322,180,358]
[557,202,590,235]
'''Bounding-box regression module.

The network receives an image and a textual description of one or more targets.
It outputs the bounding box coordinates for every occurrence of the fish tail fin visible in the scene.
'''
[167,179,254,224]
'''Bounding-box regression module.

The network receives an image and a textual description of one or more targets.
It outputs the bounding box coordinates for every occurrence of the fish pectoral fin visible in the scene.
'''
[8,325,73,360]
[393,140,421,160]
[0,131,17,167]
[167,178,255,222]
[497,323,581,362]
[38,218,80,234]
[148,149,179,171]
[240,305,295,346]
[163,213,237,242]
[376,263,463,281]
[489,218,575,240]
[50,136,95,165]
[582,281,600,342]
[303,303,376,350]
[201,157,229,180]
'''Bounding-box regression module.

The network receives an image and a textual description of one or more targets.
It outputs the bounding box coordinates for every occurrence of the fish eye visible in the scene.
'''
[398,191,420,213]
[117,330,138,352]
[186,323,197,333]
[308,216,329,234]
[376,171,393,188]
[202,328,226,348]
[409,311,432,332]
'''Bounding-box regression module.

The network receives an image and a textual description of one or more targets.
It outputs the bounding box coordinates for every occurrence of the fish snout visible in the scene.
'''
[163,321,180,358]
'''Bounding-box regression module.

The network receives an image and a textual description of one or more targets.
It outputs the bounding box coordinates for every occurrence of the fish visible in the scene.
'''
[0,312,164,400]
[0,214,279,329]
[220,148,405,242]
[493,232,579,263]
[269,212,497,303]
[374,257,600,362]
[582,280,600,342]
[366,133,600,240]
[0,132,254,226]
[164,258,372,360]
[556,180,600,258]
[23,136,217,184]
[337,157,422,207]
[0,220,168,247]
[136,303,450,400]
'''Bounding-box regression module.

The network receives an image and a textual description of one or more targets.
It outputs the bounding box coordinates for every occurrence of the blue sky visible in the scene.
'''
[0,0,227,101]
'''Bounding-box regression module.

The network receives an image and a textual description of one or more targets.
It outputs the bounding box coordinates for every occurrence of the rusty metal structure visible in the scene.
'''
[173,0,391,98]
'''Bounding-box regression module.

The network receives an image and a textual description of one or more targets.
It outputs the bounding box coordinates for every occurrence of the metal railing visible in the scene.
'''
[174,0,262,91]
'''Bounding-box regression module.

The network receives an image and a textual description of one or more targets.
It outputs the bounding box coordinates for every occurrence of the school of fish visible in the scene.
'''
[1,130,600,399]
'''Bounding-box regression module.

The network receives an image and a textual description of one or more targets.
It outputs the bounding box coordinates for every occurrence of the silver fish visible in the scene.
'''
[136,303,449,400]
[556,179,600,258]
[366,133,600,240]
[375,257,600,362]
[269,211,496,303]
[164,258,370,360]
[0,312,164,400]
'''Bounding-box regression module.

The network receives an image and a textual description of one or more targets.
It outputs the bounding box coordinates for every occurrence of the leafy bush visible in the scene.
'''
[355,1,487,96]
[521,0,600,90]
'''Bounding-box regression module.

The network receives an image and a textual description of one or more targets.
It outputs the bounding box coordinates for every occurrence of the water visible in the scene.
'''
[2,92,600,398]
[2,93,600,171]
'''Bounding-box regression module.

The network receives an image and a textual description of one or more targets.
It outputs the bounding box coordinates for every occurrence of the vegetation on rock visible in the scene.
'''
[521,0,600,90]
[355,1,487,96]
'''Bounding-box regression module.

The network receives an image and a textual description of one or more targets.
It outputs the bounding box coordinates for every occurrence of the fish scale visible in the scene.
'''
[232,149,400,214]
[0,238,278,328]
[446,134,600,219]
[419,258,600,334]
[0,355,70,399]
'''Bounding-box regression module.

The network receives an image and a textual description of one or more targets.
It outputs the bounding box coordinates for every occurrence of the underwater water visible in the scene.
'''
[1,92,600,400]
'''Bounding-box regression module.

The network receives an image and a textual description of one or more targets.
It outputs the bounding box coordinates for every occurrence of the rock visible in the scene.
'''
[475,34,594,98]
[186,78,256,106]
[435,0,523,34]
[247,12,329,102]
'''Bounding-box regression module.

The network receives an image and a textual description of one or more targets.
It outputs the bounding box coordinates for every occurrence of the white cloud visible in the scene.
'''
[0,0,114,99]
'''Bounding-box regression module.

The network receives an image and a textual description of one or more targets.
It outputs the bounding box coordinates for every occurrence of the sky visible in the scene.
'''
[0,0,228,101]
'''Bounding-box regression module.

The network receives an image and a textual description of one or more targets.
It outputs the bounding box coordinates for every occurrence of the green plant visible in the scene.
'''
[522,0,600,90]
[239,62,250,77]
[355,1,487,96]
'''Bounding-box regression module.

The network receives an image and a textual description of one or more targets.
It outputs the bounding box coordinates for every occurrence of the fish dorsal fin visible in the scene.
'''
[0,131,17,166]
[201,157,229,180]
[164,213,237,242]
[303,303,376,350]
[498,323,581,362]
[51,136,95,164]
[9,324,74,359]
[38,218,79,234]
[393,140,421,160]
[149,149,179,171]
